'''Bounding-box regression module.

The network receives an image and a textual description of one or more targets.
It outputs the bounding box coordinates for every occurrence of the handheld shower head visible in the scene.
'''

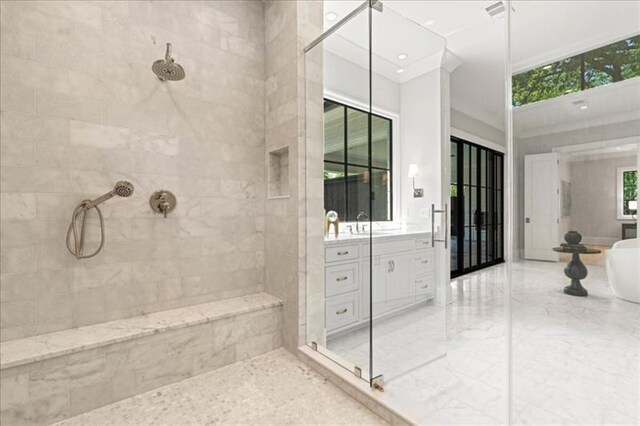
[89,181,135,207]
[152,43,185,81]
[67,181,135,260]
[113,181,134,198]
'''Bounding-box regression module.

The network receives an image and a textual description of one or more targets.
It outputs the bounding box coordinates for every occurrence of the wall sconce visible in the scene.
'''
[408,164,423,198]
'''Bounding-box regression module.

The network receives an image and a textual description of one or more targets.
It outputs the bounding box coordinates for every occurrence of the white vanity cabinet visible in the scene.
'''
[325,233,435,335]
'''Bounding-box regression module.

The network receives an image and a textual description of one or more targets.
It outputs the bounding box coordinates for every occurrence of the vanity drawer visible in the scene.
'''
[415,274,435,296]
[415,238,431,250]
[415,250,435,274]
[326,292,359,331]
[364,240,413,257]
[325,245,359,263]
[325,263,359,297]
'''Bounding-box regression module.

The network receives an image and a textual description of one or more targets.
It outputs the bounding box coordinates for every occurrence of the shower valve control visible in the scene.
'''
[150,190,177,218]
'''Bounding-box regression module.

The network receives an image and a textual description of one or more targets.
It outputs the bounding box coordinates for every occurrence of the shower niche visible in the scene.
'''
[268,146,290,198]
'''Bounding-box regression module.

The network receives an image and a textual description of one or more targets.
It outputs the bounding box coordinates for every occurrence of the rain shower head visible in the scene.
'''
[152,43,185,81]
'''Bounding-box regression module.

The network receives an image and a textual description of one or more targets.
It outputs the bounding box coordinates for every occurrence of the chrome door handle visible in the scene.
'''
[431,203,448,248]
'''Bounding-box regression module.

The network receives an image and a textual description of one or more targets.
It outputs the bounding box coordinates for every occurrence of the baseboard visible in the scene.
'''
[512,248,524,261]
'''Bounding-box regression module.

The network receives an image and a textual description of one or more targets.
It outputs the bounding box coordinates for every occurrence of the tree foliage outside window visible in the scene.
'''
[513,35,640,106]
[623,170,638,216]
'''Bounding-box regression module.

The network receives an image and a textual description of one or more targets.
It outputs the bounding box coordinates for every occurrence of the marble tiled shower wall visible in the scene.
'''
[263,1,323,351]
[0,1,267,341]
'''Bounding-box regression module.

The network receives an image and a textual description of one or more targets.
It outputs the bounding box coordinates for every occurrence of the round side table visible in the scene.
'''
[552,246,601,297]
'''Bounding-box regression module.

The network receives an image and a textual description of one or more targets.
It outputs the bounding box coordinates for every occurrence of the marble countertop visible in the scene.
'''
[324,229,432,245]
[0,292,283,370]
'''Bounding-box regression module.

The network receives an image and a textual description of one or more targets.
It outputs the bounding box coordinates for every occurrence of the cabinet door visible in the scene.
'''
[384,253,414,311]
[362,260,370,320]
[370,256,388,317]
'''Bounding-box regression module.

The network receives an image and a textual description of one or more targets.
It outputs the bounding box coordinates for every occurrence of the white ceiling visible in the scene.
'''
[564,143,638,163]
[321,0,640,137]
[322,1,448,83]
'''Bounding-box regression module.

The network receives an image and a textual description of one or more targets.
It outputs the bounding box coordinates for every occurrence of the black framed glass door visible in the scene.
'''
[450,136,504,277]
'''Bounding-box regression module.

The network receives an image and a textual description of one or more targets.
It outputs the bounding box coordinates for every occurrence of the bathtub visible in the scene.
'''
[605,238,640,304]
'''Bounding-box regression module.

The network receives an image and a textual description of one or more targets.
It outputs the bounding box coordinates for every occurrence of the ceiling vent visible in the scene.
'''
[572,100,589,110]
[485,1,506,18]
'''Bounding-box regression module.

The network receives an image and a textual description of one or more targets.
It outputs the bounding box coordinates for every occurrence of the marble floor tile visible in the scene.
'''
[322,260,639,425]
[55,348,386,426]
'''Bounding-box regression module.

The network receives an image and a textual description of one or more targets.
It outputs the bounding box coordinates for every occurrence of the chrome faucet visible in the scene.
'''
[356,211,369,233]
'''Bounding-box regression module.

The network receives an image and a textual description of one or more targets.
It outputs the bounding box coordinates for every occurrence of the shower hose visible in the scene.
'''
[66,200,105,259]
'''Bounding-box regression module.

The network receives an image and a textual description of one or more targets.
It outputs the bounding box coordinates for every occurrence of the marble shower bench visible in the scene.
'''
[0,292,283,425]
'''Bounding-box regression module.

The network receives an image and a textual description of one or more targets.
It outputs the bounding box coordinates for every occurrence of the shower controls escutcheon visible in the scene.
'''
[150,190,177,218]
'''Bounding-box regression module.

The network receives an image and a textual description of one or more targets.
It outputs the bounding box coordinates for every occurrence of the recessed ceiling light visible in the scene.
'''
[580,105,589,110]
[616,147,621,150]
[397,53,408,60]
[326,12,338,21]
[423,20,434,26]
[396,68,405,74]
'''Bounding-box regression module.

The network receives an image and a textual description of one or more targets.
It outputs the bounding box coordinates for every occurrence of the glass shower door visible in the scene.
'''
[368,4,449,384]
[305,0,453,394]
[303,0,374,381]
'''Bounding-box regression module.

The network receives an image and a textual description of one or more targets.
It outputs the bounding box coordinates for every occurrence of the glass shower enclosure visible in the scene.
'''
[304,0,450,389]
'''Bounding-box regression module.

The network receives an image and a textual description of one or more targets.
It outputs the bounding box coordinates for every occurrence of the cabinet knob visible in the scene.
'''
[336,276,348,282]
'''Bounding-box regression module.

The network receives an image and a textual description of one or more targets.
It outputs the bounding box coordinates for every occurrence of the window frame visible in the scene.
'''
[513,35,640,107]
[616,166,638,220]
[323,98,394,222]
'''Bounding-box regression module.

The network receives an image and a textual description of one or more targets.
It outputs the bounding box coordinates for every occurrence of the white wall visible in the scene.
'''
[451,108,505,148]
[400,69,444,226]
[324,51,400,114]
[323,51,446,226]
[570,156,637,244]
[514,119,640,256]
[559,157,571,242]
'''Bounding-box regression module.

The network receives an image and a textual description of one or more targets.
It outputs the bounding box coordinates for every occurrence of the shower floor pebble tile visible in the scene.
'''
[55,348,387,426]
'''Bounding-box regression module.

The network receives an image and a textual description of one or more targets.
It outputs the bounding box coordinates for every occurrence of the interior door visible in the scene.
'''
[451,137,505,277]
[524,152,560,261]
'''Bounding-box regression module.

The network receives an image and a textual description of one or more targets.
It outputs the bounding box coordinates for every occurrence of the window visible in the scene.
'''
[617,166,638,219]
[323,99,392,222]
[513,35,640,106]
